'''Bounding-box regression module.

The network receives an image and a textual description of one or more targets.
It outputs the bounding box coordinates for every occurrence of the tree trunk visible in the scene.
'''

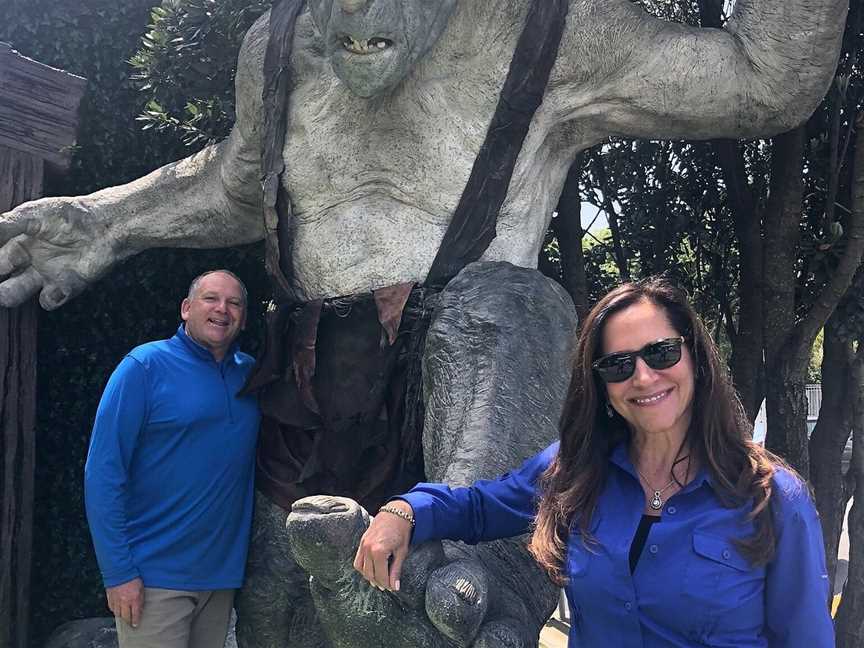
[835,338,864,647]
[766,354,812,477]
[698,0,765,423]
[716,139,765,423]
[553,158,589,322]
[0,146,42,648]
[809,313,854,596]
[762,128,810,475]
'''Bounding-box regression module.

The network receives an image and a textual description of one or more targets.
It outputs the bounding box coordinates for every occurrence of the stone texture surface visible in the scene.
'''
[235,491,326,648]
[0,0,847,309]
[279,262,577,647]
[288,496,470,648]
[419,261,577,645]
[44,619,117,648]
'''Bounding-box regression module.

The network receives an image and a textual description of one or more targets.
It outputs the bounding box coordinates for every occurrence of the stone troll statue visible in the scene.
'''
[0,0,846,646]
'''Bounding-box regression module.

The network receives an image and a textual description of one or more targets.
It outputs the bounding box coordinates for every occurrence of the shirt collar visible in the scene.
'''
[608,441,714,494]
[174,323,239,365]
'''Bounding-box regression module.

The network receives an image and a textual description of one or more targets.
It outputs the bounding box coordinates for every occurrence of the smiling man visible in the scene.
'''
[84,270,260,648]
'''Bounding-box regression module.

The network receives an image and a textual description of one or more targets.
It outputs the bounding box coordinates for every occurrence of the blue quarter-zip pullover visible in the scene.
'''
[85,325,260,590]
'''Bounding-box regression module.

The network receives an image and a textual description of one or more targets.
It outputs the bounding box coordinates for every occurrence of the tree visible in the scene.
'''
[827,264,864,646]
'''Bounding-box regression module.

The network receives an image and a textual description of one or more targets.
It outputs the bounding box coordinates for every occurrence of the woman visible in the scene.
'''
[354,276,833,647]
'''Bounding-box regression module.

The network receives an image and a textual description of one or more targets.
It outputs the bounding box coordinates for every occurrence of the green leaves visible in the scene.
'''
[130,0,269,147]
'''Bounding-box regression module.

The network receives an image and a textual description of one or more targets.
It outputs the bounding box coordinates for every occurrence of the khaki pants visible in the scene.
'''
[115,588,234,648]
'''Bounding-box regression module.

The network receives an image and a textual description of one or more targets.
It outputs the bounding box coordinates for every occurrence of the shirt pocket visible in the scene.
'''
[691,531,752,572]
[682,531,765,639]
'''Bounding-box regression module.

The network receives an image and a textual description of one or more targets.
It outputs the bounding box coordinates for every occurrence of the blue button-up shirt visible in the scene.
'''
[402,442,833,647]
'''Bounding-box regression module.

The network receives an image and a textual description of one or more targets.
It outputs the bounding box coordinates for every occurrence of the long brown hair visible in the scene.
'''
[528,276,782,585]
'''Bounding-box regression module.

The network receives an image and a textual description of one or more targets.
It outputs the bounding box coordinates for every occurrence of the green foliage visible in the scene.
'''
[557,137,740,345]
[541,223,619,305]
[130,0,269,145]
[579,228,624,300]
[808,329,825,383]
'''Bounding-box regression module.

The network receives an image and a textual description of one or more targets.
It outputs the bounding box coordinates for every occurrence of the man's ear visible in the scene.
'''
[180,298,191,322]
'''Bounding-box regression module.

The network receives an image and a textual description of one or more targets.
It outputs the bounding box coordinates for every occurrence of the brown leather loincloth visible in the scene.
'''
[242,284,432,513]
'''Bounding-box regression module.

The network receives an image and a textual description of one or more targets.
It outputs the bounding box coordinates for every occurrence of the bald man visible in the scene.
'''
[85,270,260,648]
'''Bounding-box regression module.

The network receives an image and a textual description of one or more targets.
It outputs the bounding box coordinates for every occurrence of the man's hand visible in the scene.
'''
[106,577,144,628]
[0,197,119,310]
[353,500,413,592]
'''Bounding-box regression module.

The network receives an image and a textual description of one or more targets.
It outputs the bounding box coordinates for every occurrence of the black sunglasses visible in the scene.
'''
[592,336,686,383]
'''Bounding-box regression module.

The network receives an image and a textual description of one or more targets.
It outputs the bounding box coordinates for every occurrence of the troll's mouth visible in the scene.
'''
[341,35,394,55]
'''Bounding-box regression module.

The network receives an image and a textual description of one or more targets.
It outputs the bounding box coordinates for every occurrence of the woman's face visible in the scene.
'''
[600,300,695,441]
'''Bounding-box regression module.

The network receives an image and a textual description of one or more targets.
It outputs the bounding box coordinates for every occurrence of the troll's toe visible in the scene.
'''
[473,617,531,648]
[425,560,489,646]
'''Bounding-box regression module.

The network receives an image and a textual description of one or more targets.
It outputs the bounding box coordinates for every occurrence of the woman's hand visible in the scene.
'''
[353,500,414,592]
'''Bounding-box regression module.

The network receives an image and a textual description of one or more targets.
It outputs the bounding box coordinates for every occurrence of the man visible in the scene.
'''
[84,270,259,648]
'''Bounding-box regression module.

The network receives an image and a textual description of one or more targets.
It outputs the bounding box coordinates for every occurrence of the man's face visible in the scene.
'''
[309,0,458,98]
[181,272,246,361]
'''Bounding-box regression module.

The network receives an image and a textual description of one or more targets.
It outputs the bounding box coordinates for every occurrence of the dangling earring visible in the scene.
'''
[606,401,614,418]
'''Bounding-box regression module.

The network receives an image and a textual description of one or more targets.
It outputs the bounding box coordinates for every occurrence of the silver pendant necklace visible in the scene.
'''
[636,470,677,511]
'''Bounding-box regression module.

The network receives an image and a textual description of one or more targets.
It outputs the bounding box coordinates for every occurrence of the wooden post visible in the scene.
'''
[0,43,85,648]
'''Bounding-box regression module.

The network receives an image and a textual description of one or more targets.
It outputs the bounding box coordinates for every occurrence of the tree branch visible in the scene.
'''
[793,114,864,350]
[553,155,590,321]
[763,128,807,366]
[591,152,630,280]
[825,83,844,226]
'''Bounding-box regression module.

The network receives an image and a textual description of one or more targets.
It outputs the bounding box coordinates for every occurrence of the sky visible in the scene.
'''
[580,201,609,234]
